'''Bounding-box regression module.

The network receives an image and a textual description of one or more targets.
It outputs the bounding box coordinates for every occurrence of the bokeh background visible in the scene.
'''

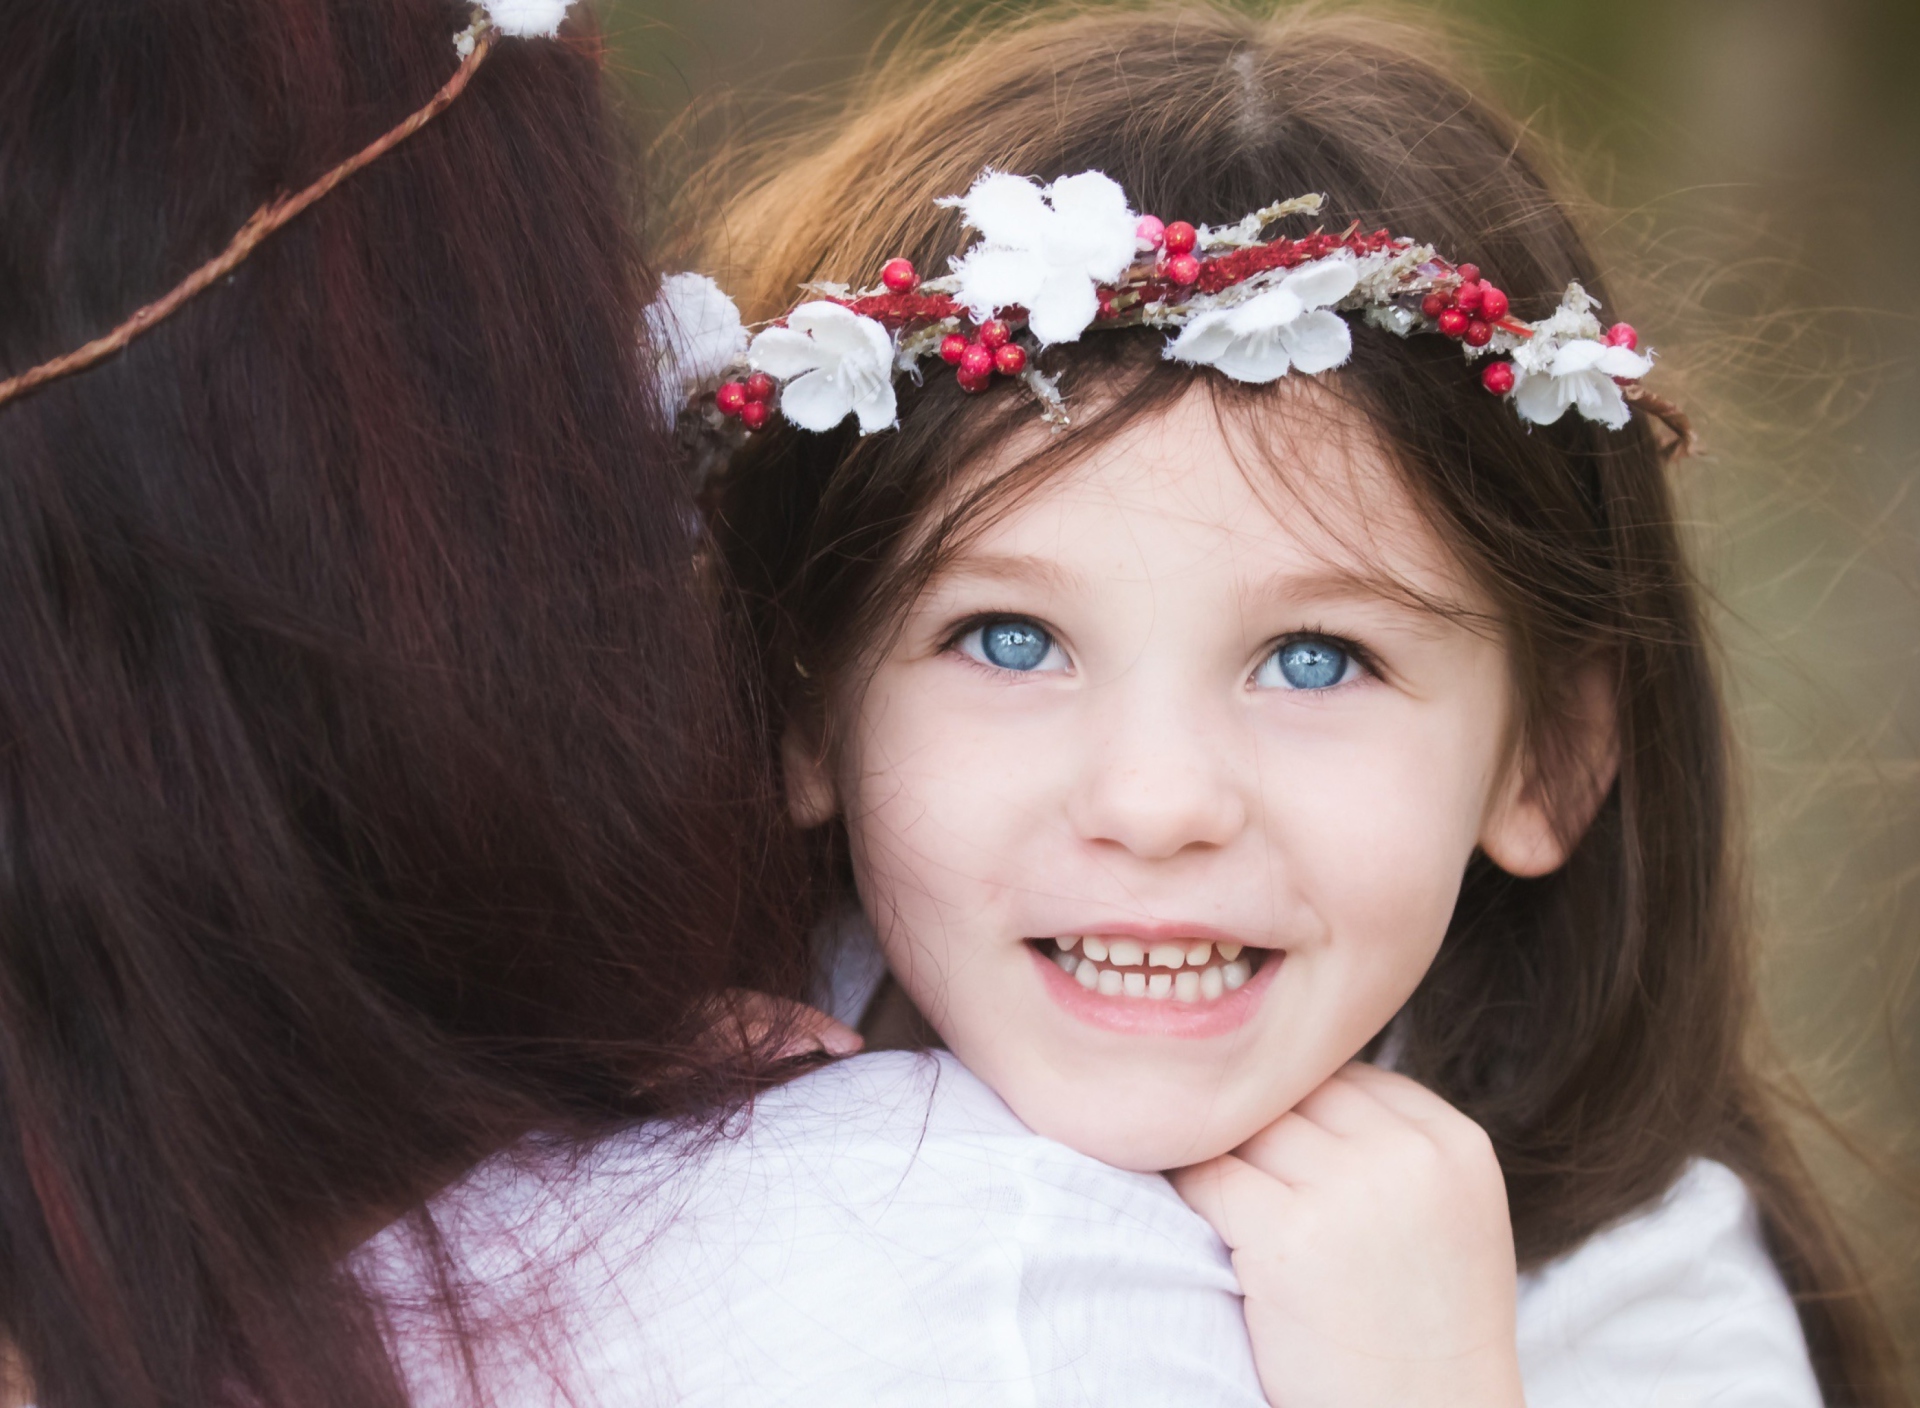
[604,0,1919,1381]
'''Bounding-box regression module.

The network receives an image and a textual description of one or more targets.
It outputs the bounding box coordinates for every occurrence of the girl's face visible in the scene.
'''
[791,383,1576,1171]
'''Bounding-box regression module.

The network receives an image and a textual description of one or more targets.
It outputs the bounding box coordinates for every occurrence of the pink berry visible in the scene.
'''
[992,342,1027,375]
[715,382,748,416]
[1477,286,1509,322]
[958,343,995,380]
[1135,215,1166,251]
[1455,281,1484,314]
[977,319,1012,348]
[957,367,992,394]
[1165,252,1202,285]
[1480,361,1515,395]
[739,399,770,431]
[1605,322,1638,350]
[1162,221,1198,255]
[939,333,970,365]
[1421,292,1450,319]
[1437,308,1470,339]
[743,372,775,403]
[881,258,918,294]
[1456,263,1480,284]
[1463,318,1494,348]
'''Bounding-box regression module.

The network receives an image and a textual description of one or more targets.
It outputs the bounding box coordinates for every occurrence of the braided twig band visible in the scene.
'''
[0,27,495,410]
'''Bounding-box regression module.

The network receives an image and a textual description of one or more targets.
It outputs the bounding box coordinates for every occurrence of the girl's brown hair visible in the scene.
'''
[693,4,1902,1402]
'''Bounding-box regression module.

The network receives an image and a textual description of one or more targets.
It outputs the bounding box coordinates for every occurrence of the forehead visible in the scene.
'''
[948,379,1479,606]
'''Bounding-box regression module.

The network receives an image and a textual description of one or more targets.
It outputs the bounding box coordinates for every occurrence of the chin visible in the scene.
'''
[1006,1084,1251,1173]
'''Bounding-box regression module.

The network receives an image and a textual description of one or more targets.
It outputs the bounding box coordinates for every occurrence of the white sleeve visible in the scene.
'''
[1516,1160,1824,1408]
[378,1050,1270,1408]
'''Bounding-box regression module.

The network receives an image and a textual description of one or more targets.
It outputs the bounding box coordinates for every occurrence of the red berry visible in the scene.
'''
[881,258,918,294]
[1480,361,1516,395]
[977,319,1012,348]
[739,399,770,431]
[958,343,995,380]
[1421,292,1450,319]
[957,367,992,394]
[715,381,748,416]
[1162,221,1198,255]
[1456,263,1480,284]
[1135,215,1166,251]
[1455,280,1484,314]
[1165,252,1202,285]
[1463,318,1494,347]
[743,372,775,402]
[992,342,1027,375]
[939,333,970,365]
[1477,286,1509,322]
[1604,322,1638,350]
[1437,308,1471,339]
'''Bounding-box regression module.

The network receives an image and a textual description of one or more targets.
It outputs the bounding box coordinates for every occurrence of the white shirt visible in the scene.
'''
[364,1050,1823,1407]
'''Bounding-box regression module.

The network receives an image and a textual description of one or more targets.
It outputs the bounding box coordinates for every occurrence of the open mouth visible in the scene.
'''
[1028,936,1270,1003]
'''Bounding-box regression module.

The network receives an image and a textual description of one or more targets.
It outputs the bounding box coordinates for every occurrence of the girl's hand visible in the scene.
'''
[1170,1063,1524,1408]
[697,990,865,1062]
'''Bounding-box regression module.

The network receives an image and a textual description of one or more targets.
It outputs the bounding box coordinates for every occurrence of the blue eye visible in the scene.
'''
[961,618,1064,673]
[1255,637,1353,691]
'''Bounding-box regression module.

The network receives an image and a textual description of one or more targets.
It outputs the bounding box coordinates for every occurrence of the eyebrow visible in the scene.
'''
[930,552,1084,594]
[1245,565,1475,621]
[936,552,1475,624]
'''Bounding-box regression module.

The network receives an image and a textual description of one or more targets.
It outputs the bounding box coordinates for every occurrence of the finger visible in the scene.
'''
[1290,1065,1407,1137]
[705,990,864,1060]
[773,1003,864,1059]
[1169,1152,1294,1251]
[1234,1109,1342,1184]
[1334,1061,1461,1127]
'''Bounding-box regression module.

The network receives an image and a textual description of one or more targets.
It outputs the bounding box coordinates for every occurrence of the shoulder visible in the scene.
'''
[375,1052,1266,1408]
[1517,1159,1824,1408]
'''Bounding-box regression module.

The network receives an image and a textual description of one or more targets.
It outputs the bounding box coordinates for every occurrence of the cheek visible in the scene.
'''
[1259,704,1500,956]
[833,684,1050,990]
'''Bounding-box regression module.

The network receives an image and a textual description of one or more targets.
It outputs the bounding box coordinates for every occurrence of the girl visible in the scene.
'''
[0,1,834,1403]
[676,4,1903,1403]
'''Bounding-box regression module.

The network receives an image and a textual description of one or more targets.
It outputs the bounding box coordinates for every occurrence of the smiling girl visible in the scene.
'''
[678,4,1902,1404]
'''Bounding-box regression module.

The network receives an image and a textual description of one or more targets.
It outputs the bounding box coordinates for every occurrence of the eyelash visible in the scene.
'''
[1254,628,1380,691]
[941,613,1066,672]
[940,617,1379,687]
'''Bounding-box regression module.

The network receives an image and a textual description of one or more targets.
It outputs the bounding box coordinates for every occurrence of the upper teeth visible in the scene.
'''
[1048,935,1254,1000]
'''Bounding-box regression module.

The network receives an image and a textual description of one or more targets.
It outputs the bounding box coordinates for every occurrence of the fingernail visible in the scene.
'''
[819,1027,864,1056]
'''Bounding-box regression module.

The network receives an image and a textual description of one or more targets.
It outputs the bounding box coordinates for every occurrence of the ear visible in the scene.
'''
[781,717,839,829]
[1478,659,1619,878]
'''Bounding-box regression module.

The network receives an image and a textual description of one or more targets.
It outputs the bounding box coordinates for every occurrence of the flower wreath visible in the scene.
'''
[652,169,1695,463]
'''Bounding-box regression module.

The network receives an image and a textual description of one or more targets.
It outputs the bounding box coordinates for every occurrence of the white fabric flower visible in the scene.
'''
[481,0,573,37]
[944,170,1138,346]
[1163,256,1358,383]
[1511,339,1654,430]
[644,274,748,415]
[749,302,898,435]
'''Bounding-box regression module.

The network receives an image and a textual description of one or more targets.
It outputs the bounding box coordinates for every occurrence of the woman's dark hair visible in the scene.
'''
[0,0,804,1403]
[696,4,1903,1402]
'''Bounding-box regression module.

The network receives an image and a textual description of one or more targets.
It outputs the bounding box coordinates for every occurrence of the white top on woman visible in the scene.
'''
[364,1049,1822,1407]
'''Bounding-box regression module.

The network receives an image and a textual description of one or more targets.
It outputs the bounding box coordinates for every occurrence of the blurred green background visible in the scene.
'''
[603,0,1919,1380]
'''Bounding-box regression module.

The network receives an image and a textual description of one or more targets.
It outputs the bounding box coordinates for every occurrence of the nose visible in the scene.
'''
[1066,690,1250,861]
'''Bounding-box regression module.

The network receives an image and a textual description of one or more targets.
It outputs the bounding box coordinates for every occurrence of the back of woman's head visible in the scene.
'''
[0,1,801,1402]
[695,4,1899,1400]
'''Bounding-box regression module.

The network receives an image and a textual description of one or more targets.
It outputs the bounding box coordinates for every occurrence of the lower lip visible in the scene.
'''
[1028,942,1283,1039]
